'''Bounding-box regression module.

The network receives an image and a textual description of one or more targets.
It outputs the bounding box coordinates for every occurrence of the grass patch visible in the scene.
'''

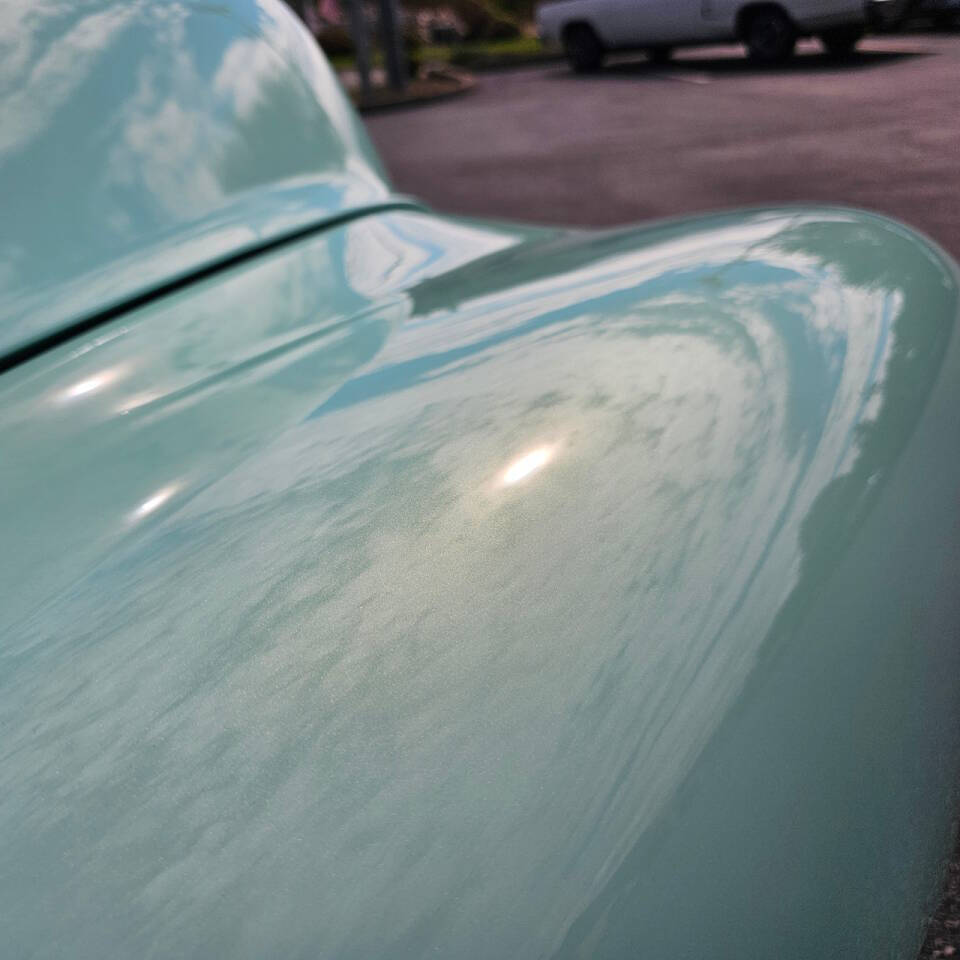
[332,37,559,75]
[421,36,558,70]
[419,36,545,61]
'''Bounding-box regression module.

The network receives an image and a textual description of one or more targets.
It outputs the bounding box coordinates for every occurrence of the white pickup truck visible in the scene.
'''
[537,0,899,71]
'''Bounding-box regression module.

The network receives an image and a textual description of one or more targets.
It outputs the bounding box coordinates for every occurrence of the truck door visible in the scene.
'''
[609,0,710,47]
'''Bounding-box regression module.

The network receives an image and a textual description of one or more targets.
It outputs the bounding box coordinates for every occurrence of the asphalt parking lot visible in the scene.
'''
[366,33,960,959]
[367,34,960,261]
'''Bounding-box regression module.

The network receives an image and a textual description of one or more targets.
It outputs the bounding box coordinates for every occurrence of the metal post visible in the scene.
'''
[343,0,373,97]
[378,0,407,91]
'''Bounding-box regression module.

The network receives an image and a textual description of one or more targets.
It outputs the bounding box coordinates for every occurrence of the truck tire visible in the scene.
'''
[820,27,863,57]
[743,7,796,64]
[563,24,605,73]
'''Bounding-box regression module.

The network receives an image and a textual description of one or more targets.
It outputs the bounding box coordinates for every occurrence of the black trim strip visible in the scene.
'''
[0,200,425,377]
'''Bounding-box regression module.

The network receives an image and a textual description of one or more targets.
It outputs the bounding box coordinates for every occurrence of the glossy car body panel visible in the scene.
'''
[2,205,960,958]
[0,0,402,358]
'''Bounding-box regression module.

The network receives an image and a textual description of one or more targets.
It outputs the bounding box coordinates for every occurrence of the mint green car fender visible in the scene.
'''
[2,1,960,958]
[2,205,960,959]
[0,0,408,358]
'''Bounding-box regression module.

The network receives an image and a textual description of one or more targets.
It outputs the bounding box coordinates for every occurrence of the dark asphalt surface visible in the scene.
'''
[367,35,960,259]
[366,33,960,959]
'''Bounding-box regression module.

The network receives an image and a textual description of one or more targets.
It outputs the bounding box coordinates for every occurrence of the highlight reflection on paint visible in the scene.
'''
[115,391,160,415]
[61,370,117,402]
[501,446,555,486]
[130,485,177,521]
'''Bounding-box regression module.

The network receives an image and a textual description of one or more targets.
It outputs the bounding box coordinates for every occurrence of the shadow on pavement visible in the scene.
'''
[553,47,928,80]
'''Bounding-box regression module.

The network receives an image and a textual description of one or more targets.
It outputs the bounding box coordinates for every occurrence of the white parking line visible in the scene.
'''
[654,71,712,84]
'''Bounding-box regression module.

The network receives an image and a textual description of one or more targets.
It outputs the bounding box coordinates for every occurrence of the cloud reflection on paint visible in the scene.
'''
[0,208,956,960]
[0,0,392,358]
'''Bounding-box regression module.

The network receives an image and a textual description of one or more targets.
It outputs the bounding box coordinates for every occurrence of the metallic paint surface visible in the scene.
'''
[0,0,398,357]
[2,206,959,958]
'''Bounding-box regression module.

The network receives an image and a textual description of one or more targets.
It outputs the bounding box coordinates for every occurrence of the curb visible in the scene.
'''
[351,68,476,114]
[447,52,565,72]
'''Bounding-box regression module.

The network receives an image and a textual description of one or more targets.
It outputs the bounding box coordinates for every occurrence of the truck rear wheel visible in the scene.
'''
[563,24,605,73]
[743,7,796,64]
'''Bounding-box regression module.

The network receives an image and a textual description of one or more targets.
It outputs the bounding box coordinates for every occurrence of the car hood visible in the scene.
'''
[2,206,960,959]
[0,0,407,360]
